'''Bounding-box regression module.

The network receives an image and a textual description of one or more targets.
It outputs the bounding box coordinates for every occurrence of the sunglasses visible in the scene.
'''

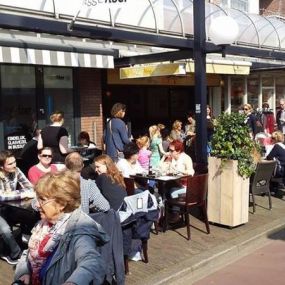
[41,154,52,158]
[243,108,249,111]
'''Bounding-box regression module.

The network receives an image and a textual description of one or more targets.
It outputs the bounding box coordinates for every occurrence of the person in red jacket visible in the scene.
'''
[28,147,58,185]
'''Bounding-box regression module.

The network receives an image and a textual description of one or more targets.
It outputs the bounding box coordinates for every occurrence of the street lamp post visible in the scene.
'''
[193,0,207,166]
[193,2,240,166]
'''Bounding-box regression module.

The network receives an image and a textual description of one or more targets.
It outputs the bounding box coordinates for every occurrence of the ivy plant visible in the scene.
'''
[210,112,260,178]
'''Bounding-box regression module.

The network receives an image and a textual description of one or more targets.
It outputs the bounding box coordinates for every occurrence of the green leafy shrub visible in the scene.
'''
[211,112,260,178]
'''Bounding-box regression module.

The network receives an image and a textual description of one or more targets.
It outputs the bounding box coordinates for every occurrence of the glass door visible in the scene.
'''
[43,67,74,145]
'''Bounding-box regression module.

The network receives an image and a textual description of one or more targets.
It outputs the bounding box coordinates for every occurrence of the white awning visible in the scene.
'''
[0,46,114,68]
[0,30,116,68]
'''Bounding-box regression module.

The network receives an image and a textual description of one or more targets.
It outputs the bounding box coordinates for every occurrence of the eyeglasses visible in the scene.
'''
[41,154,52,158]
[37,197,55,207]
[169,149,175,153]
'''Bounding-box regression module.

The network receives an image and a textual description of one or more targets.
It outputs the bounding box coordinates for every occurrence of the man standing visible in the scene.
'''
[276,99,285,135]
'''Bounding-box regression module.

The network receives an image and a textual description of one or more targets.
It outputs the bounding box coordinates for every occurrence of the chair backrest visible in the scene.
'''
[251,160,277,194]
[124,177,135,196]
[186,174,208,205]
[194,163,208,175]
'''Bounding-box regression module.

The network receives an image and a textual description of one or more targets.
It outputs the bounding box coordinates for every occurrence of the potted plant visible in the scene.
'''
[207,112,260,227]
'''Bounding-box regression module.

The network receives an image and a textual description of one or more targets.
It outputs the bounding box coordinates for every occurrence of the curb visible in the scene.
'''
[139,218,285,285]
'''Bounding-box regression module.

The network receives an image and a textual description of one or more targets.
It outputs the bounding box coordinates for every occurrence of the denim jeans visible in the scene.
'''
[0,215,21,258]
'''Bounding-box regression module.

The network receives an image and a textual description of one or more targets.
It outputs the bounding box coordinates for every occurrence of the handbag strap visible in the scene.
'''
[109,119,121,153]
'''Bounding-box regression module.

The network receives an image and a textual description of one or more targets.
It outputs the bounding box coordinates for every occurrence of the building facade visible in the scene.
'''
[1,0,285,154]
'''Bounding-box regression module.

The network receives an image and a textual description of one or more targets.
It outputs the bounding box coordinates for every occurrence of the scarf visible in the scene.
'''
[28,213,71,285]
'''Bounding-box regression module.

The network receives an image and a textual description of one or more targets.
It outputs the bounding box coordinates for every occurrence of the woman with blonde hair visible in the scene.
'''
[170,120,184,142]
[149,125,168,169]
[38,110,71,167]
[94,154,127,211]
[243,103,257,138]
[14,170,108,285]
[266,131,285,178]
[136,135,151,171]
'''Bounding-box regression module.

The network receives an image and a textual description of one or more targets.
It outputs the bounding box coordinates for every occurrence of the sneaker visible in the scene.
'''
[22,234,30,244]
[0,255,19,265]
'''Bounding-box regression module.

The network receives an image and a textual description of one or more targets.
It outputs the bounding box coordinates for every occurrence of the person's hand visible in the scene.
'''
[19,274,30,285]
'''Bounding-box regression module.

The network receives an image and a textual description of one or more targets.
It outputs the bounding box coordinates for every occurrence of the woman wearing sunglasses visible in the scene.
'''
[28,147,58,185]
[243,103,256,138]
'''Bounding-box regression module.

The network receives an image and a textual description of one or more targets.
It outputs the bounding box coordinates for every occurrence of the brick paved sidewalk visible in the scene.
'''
[2,195,285,285]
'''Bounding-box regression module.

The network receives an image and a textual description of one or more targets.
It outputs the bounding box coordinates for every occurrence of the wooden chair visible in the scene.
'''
[163,174,210,240]
[250,160,276,213]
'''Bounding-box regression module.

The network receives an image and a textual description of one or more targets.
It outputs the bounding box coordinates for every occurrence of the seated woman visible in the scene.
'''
[78,131,97,162]
[94,154,127,211]
[14,171,108,285]
[266,131,285,178]
[116,142,144,178]
[160,140,195,198]
[0,150,33,265]
[28,147,58,185]
[159,140,194,223]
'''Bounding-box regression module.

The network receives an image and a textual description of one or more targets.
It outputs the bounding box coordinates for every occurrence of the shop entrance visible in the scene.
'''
[103,85,196,137]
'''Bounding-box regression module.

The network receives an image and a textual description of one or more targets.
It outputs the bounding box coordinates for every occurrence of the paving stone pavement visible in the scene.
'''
[1,195,285,285]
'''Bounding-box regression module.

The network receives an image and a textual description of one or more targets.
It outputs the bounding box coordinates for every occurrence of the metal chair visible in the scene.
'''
[250,160,277,213]
[163,174,210,240]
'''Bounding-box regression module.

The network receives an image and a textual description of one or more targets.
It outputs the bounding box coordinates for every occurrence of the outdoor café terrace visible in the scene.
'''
[1,195,285,285]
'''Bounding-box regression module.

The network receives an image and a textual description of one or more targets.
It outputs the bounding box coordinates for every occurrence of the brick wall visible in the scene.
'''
[78,68,104,148]
[260,0,285,16]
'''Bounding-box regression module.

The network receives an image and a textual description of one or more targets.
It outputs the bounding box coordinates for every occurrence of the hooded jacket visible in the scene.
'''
[15,208,109,285]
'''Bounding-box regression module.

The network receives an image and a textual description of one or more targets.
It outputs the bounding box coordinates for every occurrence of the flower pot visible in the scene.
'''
[207,157,249,227]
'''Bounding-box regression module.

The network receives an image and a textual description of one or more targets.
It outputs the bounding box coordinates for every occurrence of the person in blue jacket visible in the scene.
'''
[104,103,131,161]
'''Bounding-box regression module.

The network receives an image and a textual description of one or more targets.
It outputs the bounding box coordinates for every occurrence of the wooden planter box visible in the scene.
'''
[208,157,249,227]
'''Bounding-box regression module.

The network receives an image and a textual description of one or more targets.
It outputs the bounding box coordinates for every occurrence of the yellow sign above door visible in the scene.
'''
[120,63,186,79]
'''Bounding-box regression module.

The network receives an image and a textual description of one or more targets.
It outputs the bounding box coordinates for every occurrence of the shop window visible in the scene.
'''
[231,77,245,112]
[247,76,259,109]
[276,76,285,110]
[43,67,74,144]
[220,0,248,12]
[0,65,36,152]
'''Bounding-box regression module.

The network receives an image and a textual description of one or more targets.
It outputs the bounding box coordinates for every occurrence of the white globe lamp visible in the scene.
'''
[209,15,239,45]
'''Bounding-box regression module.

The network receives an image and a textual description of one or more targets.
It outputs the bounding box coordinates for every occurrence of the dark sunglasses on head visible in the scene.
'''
[41,154,52,158]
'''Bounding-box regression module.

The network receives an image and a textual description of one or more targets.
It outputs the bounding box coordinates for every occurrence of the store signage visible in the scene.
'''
[84,0,127,6]
[120,63,186,79]
[6,135,27,150]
